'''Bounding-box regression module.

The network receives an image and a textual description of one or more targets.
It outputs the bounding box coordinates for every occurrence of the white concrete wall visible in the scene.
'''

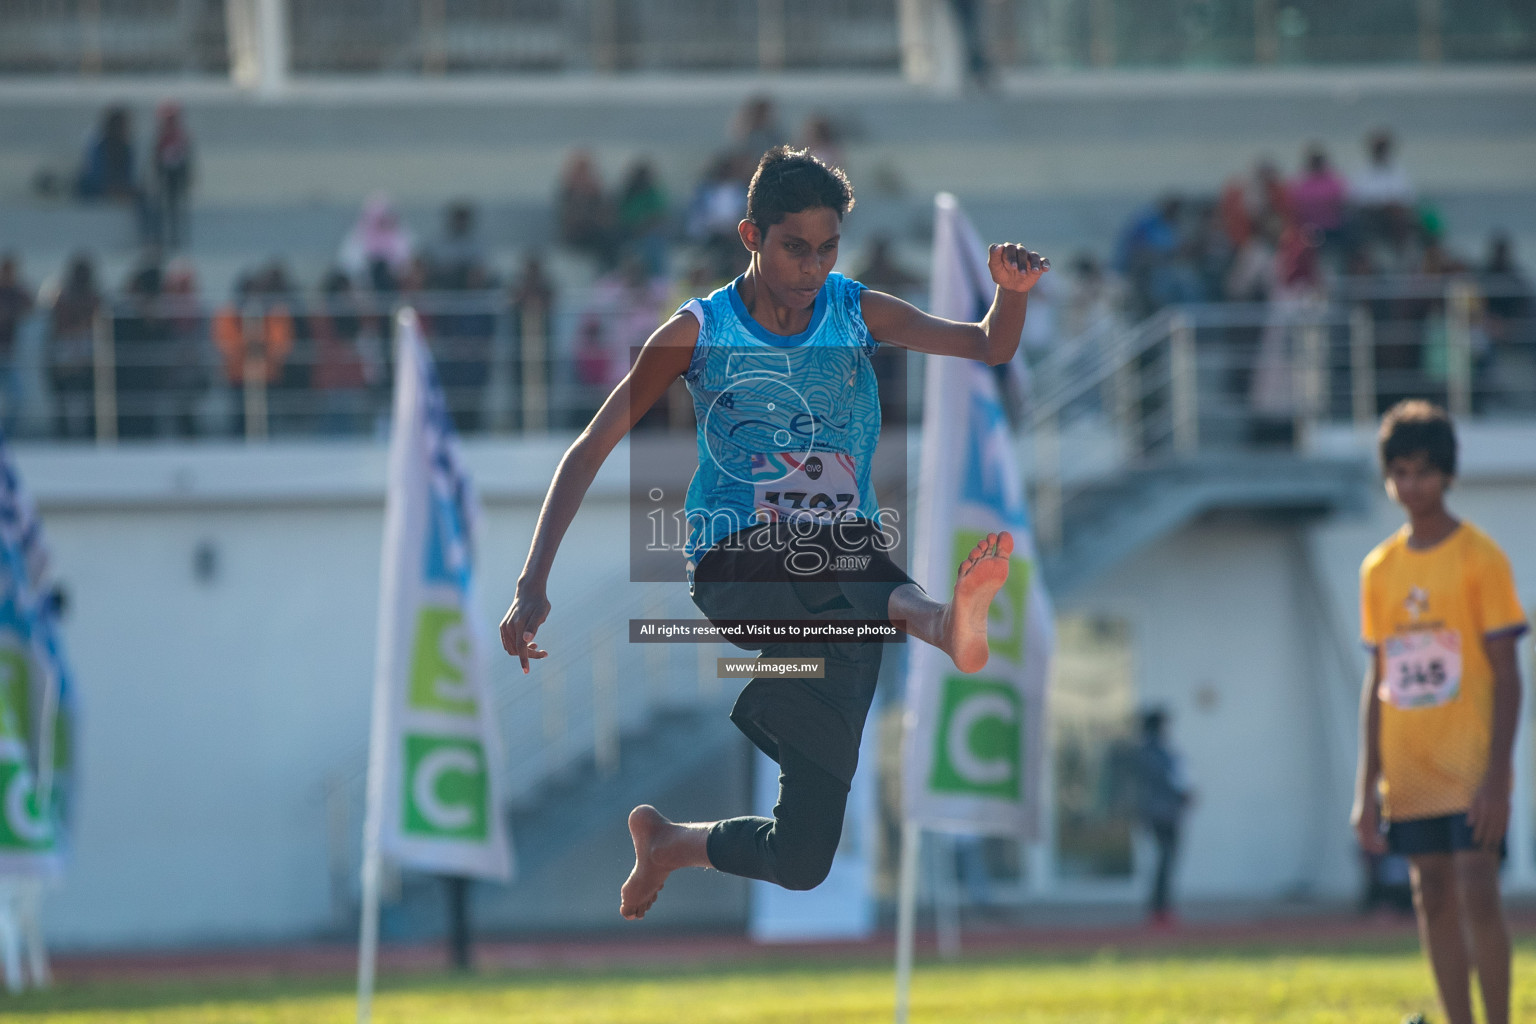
[19,438,644,949]
[15,422,1536,946]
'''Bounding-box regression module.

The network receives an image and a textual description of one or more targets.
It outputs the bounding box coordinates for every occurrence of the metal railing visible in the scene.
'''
[1,0,901,76]
[15,286,917,444]
[0,0,229,74]
[6,0,1530,76]
[1026,277,1536,550]
[19,289,634,443]
[981,0,1536,70]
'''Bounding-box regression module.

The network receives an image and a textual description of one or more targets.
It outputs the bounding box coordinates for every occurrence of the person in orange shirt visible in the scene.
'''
[1353,401,1527,1024]
[212,275,293,434]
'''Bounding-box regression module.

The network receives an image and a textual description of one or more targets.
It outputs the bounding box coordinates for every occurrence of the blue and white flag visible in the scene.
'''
[0,432,75,876]
[363,310,512,881]
[902,194,1054,838]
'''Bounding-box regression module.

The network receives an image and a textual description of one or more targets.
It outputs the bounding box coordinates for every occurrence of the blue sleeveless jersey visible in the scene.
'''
[681,272,883,563]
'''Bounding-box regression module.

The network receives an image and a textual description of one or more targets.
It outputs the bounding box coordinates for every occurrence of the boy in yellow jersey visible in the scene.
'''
[1352,400,1527,1024]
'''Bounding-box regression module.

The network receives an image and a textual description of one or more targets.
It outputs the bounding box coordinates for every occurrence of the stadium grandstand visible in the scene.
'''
[0,7,1533,1020]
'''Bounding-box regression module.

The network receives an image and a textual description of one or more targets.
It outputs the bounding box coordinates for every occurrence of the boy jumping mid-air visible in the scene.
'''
[1353,401,1527,1024]
[500,147,1048,919]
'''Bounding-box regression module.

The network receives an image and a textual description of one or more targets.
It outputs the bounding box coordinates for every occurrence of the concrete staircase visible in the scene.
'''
[1039,453,1374,600]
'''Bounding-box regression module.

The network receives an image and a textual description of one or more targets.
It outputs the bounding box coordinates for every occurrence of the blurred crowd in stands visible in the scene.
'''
[3,98,1532,442]
[1082,129,1535,421]
[2,199,558,440]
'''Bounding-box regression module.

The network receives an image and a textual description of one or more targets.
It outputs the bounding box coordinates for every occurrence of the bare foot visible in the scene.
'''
[620,805,709,920]
[940,531,1013,674]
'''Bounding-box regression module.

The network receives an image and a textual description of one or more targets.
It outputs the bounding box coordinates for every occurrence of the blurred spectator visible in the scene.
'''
[115,254,170,439]
[1249,216,1325,441]
[1363,203,1424,277]
[1115,196,1201,316]
[213,273,295,437]
[853,234,920,301]
[0,255,34,428]
[75,105,139,202]
[427,200,488,290]
[1225,214,1280,304]
[1419,235,1467,279]
[1218,158,1286,251]
[160,260,211,437]
[1482,233,1532,334]
[310,269,376,435]
[152,101,194,249]
[260,260,313,426]
[510,252,557,425]
[557,150,615,266]
[1417,237,1472,393]
[1221,215,1280,406]
[75,105,154,243]
[433,262,496,435]
[574,257,669,405]
[729,95,785,169]
[1061,253,1123,340]
[1350,129,1414,210]
[1189,203,1233,301]
[1286,144,1347,246]
[616,159,670,277]
[949,0,993,90]
[1481,234,1535,412]
[47,254,101,439]
[686,155,748,244]
[1134,708,1192,928]
[1351,130,1415,263]
[340,192,415,288]
[511,252,556,325]
[798,114,845,169]
[686,154,751,281]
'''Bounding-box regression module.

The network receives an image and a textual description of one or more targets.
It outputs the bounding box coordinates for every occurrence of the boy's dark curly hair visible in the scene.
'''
[746,146,854,231]
[1378,399,1457,477]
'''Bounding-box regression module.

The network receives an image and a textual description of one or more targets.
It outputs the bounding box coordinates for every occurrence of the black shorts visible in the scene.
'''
[1386,812,1507,858]
[690,520,917,787]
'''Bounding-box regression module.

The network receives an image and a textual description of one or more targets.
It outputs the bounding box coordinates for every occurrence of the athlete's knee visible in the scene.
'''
[770,825,840,891]
[1410,856,1458,915]
[1454,851,1504,919]
[775,844,837,891]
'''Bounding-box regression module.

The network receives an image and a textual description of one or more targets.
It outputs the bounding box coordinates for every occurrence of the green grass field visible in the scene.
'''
[3,939,1533,1023]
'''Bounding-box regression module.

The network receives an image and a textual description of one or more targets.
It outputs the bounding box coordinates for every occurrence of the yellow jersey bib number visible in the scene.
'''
[1380,629,1463,710]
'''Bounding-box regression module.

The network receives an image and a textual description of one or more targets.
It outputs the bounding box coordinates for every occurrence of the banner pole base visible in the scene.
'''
[356,844,381,1024]
[893,819,921,1024]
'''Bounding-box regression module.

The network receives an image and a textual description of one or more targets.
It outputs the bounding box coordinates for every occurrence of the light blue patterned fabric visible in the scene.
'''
[681,272,883,563]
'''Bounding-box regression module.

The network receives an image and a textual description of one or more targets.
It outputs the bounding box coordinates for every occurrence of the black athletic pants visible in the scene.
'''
[691,521,915,890]
[706,744,849,891]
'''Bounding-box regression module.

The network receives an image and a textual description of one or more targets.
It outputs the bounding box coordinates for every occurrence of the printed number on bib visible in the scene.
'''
[750,451,860,523]
[1380,629,1463,710]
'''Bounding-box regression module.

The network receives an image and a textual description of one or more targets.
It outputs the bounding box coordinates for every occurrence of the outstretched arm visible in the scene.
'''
[861,243,1047,366]
[499,313,697,672]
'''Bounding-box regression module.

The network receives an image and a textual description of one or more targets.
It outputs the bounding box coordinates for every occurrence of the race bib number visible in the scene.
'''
[1380,629,1463,710]
[750,451,861,523]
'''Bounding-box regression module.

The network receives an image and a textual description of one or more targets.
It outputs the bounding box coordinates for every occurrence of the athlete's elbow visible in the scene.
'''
[983,342,1019,367]
[561,433,608,476]
[776,858,835,892]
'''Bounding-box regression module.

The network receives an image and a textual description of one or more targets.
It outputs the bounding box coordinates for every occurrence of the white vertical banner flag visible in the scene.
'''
[0,434,75,880]
[359,310,510,1021]
[902,194,1054,838]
